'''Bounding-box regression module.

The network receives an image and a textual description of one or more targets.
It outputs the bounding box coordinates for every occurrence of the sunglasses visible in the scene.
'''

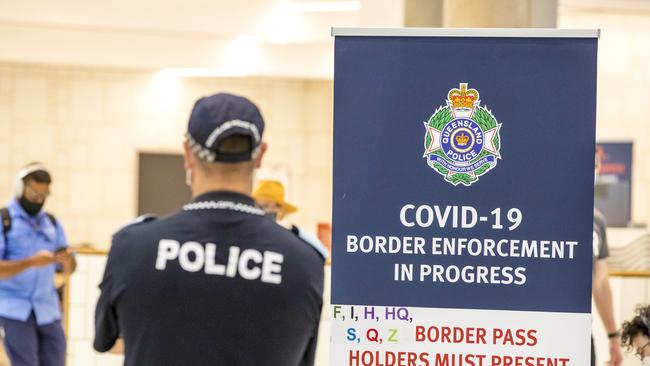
[24,185,50,202]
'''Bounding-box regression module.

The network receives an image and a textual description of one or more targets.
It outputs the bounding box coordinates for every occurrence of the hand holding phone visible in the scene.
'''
[54,247,73,261]
[54,247,75,274]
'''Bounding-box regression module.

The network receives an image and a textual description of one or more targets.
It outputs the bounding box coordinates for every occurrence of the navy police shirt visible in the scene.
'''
[94,191,324,366]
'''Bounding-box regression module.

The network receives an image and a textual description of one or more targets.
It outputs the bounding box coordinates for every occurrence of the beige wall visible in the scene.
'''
[3,7,647,244]
[0,63,333,248]
[559,4,650,227]
[559,5,650,366]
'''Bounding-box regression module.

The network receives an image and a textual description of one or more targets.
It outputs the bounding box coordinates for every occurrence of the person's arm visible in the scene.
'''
[94,282,119,352]
[300,261,325,366]
[593,259,623,366]
[108,339,124,354]
[0,250,56,279]
[94,242,120,352]
[55,248,76,274]
[299,326,320,366]
[52,221,76,274]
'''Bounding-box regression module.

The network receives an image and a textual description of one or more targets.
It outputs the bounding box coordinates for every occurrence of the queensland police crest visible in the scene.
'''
[423,83,502,186]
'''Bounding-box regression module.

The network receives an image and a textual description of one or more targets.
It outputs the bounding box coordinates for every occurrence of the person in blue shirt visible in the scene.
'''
[0,163,76,366]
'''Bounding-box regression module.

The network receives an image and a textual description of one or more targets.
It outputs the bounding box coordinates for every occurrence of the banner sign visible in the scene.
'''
[595,142,633,227]
[331,28,599,366]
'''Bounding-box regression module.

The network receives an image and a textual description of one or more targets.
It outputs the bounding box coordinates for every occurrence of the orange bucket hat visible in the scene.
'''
[252,180,298,214]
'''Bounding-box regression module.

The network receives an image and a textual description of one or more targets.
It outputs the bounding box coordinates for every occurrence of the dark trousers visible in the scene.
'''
[591,336,596,366]
[0,313,65,366]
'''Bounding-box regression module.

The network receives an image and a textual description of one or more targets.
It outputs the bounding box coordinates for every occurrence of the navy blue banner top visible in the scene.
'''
[332,34,597,314]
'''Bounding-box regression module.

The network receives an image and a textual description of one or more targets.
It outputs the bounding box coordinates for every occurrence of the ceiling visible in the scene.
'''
[0,0,647,78]
[0,0,403,78]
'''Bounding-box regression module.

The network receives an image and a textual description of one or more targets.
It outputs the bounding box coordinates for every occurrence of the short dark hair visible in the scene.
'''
[23,170,51,185]
[216,134,252,154]
[621,305,650,350]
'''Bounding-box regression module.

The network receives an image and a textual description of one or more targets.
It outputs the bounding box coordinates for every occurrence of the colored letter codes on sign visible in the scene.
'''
[330,28,599,366]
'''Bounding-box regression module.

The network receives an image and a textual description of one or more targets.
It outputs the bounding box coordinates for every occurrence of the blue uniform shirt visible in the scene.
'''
[0,198,67,325]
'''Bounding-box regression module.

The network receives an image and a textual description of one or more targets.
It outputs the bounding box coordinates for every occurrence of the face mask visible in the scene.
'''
[643,357,650,365]
[19,196,44,216]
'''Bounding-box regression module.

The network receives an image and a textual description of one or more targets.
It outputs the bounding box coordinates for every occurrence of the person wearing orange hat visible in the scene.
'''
[252,180,297,221]
[253,180,328,260]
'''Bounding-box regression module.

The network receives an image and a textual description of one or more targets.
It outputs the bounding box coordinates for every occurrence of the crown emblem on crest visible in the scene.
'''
[423,82,502,186]
[455,133,470,146]
[447,83,479,118]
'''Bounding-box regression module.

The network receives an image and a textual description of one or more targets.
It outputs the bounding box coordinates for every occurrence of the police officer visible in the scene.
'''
[0,163,75,366]
[94,93,324,366]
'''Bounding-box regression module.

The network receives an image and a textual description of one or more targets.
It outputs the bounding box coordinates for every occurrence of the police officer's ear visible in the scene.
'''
[253,142,268,169]
[183,141,197,171]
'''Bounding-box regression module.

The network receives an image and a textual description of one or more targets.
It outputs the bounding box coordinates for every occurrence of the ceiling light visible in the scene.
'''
[158,68,249,78]
[288,1,360,12]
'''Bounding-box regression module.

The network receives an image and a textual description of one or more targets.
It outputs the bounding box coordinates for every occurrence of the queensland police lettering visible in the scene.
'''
[155,239,283,284]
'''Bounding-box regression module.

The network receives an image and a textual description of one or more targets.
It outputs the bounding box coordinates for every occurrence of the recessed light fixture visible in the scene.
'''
[158,68,249,78]
[288,1,360,13]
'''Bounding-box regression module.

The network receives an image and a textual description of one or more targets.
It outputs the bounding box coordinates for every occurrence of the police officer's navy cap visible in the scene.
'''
[186,93,264,163]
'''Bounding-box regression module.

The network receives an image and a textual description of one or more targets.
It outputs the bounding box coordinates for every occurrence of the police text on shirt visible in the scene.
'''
[155,239,283,284]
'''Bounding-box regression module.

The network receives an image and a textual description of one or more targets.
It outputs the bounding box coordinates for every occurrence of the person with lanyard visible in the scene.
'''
[94,93,324,366]
[0,163,76,366]
[253,179,328,261]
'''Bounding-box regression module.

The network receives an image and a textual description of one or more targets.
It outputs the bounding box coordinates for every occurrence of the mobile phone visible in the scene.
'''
[54,247,68,255]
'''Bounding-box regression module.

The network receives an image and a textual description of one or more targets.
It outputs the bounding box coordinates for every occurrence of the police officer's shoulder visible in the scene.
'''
[112,214,158,241]
[288,225,328,261]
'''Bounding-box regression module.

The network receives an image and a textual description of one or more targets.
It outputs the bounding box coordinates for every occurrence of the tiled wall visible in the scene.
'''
[67,254,123,366]
[0,63,334,249]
